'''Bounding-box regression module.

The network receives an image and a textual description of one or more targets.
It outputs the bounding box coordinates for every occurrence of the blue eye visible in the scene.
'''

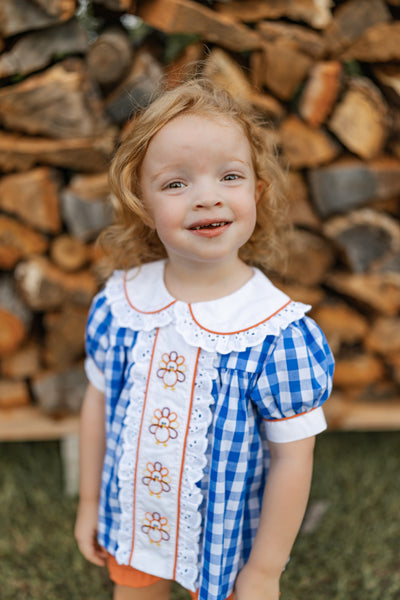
[167,181,184,189]
[223,174,240,181]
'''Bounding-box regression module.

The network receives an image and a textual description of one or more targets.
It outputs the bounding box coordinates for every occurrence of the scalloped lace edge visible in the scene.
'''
[104,271,310,354]
[115,330,152,565]
[105,271,174,332]
[175,302,311,354]
[175,350,216,590]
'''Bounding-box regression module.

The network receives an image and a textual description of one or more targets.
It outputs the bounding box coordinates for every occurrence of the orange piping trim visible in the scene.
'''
[173,347,201,580]
[129,328,160,565]
[123,273,177,314]
[263,406,318,423]
[188,299,292,336]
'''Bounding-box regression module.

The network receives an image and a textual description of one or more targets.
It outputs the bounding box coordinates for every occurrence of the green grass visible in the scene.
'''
[1,432,400,599]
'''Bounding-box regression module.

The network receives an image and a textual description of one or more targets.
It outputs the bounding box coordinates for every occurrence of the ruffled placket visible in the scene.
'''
[116,323,214,590]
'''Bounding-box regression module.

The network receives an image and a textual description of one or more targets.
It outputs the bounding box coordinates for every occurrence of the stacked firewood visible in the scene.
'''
[1,0,400,429]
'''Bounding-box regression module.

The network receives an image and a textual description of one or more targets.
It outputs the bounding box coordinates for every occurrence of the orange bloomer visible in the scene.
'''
[106,553,234,599]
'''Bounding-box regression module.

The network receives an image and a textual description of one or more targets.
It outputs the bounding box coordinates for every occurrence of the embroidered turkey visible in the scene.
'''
[157,351,187,390]
[142,461,171,497]
[141,511,170,546]
[149,407,179,446]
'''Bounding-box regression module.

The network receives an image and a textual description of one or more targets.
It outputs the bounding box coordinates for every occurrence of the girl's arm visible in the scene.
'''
[234,436,316,600]
[74,383,108,566]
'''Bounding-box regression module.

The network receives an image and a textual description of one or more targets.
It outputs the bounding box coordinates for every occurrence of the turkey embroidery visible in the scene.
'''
[157,351,187,390]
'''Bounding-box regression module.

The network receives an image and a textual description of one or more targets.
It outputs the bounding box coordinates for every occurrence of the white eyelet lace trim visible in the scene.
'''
[175,350,216,589]
[116,330,154,566]
[174,301,311,354]
[105,270,174,332]
[105,270,310,354]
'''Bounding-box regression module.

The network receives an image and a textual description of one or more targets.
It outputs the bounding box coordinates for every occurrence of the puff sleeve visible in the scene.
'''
[251,316,334,443]
[84,290,112,392]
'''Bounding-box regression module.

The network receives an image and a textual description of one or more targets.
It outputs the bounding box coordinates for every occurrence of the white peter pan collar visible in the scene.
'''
[105,259,310,353]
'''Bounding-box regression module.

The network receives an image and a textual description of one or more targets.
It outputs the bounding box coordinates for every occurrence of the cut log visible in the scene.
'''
[86,27,133,87]
[284,229,336,286]
[0,168,62,234]
[325,392,400,431]
[272,281,325,307]
[299,61,343,127]
[0,59,109,139]
[312,301,368,354]
[0,275,32,356]
[0,0,76,37]
[105,49,164,124]
[203,48,284,120]
[372,251,400,276]
[0,308,27,358]
[93,0,133,10]
[326,271,400,316]
[286,171,321,229]
[0,18,87,80]
[256,21,327,59]
[323,209,400,273]
[43,306,87,368]
[323,0,391,54]
[215,0,333,30]
[308,157,400,218]
[50,235,89,272]
[365,317,400,356]
[0,380,30,410]
[279,115,341,169]
[135,0,262,52]
[15,256,97,311]
[1,342,41,380]
[0,215,48,270]
[32,365,86,416]
[29,0,76,19]
[257,41,313,101]
[333,354,386,388]
[373,65,400,107]
[203,48,257,105]
[61,173,112,241]
[341,22,400,62]
[0,130,116,173]
[388,354,400,385]
[328,77,389,160]
[346,382,400,406]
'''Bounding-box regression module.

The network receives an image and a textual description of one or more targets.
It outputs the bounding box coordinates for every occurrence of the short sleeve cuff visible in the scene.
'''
[264,406,327,443]
[85,357,106,392]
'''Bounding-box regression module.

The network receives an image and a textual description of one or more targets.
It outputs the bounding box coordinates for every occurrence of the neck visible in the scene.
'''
[164,258,254,303]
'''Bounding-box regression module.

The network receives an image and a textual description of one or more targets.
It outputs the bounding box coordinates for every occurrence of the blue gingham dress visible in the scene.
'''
[85,260,334,600]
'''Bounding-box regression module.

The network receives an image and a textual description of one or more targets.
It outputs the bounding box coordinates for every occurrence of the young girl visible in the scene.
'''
[75,78,334,600]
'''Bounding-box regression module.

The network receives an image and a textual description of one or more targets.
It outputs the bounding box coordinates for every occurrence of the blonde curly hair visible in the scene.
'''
[99,78,289,277]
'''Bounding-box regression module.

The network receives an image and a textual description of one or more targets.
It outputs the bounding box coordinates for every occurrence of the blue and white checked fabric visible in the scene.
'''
[84,264,334,600]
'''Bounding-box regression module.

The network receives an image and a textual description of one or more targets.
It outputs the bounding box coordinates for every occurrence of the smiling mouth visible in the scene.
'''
[189,221,230,230]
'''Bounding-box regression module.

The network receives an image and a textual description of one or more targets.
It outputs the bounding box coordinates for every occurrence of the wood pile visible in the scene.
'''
[1,0,400,432]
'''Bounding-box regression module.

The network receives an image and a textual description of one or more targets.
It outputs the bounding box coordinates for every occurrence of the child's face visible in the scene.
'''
[140,113,263,271]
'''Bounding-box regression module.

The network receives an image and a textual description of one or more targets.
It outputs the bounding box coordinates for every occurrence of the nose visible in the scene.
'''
[192,179,223,209]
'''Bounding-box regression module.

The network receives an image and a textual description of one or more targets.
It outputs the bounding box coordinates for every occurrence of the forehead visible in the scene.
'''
[144,113,252,161]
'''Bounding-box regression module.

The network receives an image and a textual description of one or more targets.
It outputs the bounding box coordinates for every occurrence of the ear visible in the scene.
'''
[255,179,265,204]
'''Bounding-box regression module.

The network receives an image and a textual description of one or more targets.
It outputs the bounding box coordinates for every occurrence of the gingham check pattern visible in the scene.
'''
[85,290,334,600]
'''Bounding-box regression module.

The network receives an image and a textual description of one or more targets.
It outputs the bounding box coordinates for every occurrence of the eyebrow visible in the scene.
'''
[148,158,252,184]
